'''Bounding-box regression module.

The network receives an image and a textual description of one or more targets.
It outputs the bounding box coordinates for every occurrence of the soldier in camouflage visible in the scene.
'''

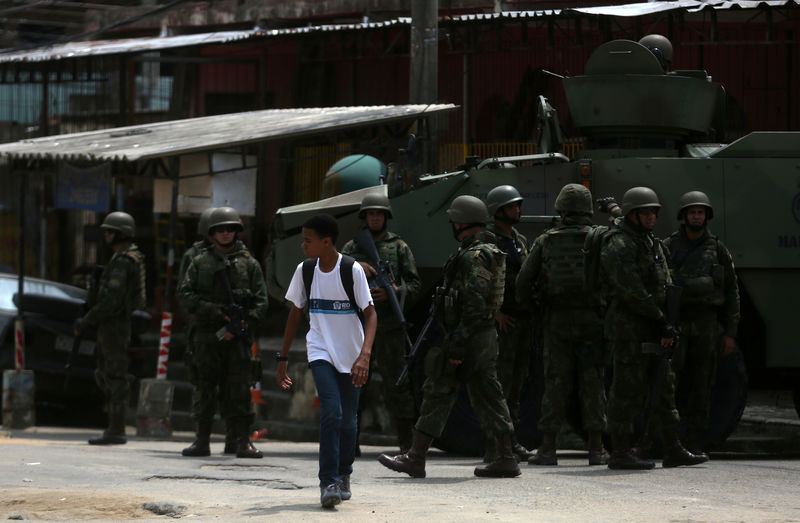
[341,193,421,452]
[178,206,246,454]
[378,195,520,479]
[664,191,740,457]
[178,206,268,459]
[516,183,609,466]
[600,187,707,469]
[74,211,146,446]
[485,185,533,462]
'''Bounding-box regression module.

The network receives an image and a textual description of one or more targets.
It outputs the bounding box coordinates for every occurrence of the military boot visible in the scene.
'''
[88,401,127,445]
[474,433,521,477]
[223,421,236,454]
[182,421,212,457]
[396,417,415,454]
[234,419,263,459]
[511,435,534,462]
[683,431,710,461]
[608,433,655,470]
[482,435,497,463]
[528,433,557,466]
[588,431,609,466]
[661,429,708,468]
[377,429,433,478]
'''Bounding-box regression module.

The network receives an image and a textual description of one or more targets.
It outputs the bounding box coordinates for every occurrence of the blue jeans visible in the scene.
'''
[309,360,360,487]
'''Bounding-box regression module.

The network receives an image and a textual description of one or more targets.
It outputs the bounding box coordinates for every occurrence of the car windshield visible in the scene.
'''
[0,276,85,311]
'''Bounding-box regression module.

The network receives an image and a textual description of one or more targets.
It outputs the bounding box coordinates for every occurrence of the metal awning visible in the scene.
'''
[0,104,458,163]
[1,1,797,64]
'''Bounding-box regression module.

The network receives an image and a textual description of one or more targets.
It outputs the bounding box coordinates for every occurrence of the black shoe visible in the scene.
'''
[662,443,709,468]
[528,447,557,466]
[320,483,342,508]
[338,475,351,501]
[88,432,126,445]
[182,439,210,457]
[608,450,655,470]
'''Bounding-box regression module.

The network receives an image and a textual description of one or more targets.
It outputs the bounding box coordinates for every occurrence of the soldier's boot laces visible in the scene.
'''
[528,433,557,466]
[474,433,522,478]
[377,429,432,478]
[608,434,655,470]
[234,419,263,459]
[588,430,609,466]
[182,421,212,457]
[662,441,708,468]
[88,402,127,445]
[223,422,236,454]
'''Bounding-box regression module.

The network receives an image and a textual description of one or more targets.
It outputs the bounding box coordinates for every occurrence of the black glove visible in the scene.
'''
[596,196,618,214]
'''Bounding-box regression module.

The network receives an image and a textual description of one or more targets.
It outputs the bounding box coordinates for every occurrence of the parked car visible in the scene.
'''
[0,273,154,424]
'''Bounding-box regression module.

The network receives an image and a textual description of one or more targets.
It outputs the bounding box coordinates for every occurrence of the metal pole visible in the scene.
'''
[155,157,179,380]
[15,172,26,372]
[410,0,438,174]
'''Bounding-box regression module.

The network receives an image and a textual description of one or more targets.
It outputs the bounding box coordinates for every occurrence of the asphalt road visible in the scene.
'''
[1,427,800,521]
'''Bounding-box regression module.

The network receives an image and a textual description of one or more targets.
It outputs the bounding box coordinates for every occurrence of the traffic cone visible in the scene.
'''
[250,341,266,405]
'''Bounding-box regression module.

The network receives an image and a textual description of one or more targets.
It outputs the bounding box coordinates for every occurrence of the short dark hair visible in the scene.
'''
[303,213,339,243]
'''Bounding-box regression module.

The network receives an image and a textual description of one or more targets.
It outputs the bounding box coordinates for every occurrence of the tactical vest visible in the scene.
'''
[540,225,591,307]
[668,233,725,307]
[437,243,505,329]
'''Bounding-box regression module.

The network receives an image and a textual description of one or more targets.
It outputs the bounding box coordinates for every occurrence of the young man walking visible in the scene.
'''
[276,213,377,508]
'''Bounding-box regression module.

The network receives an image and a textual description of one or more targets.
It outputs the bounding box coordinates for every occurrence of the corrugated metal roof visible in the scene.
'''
[0,104,457,163]
[0,1,796,63]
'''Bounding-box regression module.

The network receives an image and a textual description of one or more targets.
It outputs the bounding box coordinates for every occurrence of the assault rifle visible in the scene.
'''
[64,264,103,393]
[356,227,414,353]
[396,306,436,386]
[638,284,682,446]
[217,260,254,362]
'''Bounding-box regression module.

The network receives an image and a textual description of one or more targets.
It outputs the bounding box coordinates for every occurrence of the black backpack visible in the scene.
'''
[301,254,364,326]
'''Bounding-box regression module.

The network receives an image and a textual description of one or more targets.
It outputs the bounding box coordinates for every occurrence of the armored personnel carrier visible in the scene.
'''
[268,37,800,454]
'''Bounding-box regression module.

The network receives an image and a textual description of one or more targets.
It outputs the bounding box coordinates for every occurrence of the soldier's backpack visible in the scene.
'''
[301,255,364,326]
[540,226,593,299]
[582,225,620,293]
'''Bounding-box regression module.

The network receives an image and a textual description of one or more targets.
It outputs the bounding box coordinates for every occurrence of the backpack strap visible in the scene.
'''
[339,254,365,327]
[302,258,316,304]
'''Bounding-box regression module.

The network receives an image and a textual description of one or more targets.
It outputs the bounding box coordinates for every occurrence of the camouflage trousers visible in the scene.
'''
[415,328,514,438]
[671,310,719,437]
[496,317,532,422]
[606,338,679,436]
[191,330,252,424]
[538,313,607,433]
[373,324,416,420]
[94,319,132,405]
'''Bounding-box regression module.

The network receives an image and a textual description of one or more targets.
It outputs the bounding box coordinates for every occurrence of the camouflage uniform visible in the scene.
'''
[517,215,607,436]
[178,240,268,427]
[178,239,211,385]
[663,226,740,445]
[415,229,514,439]
[79,242,146,435]
[487,223,532,423]
[601,217,679,438]
[341,231,421,437]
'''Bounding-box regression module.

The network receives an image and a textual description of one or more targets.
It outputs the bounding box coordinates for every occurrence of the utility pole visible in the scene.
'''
[410,0,438,174]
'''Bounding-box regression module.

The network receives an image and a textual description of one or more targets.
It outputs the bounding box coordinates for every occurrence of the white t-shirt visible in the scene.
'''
[285,253,373,373]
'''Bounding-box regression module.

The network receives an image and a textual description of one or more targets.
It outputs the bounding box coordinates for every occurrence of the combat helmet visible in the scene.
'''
[447,195,489,225]
[638,34,673,70]
[554,183,594,216]
[207,206,243,235]
[677,191,714,220]
[620,187,661,216]
[358,193,393,219]
[197,207,216,236]
[100,211,135,238]
[486,185,523,216]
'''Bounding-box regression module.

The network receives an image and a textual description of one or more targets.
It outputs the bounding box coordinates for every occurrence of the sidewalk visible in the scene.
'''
[716,388,800,455]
